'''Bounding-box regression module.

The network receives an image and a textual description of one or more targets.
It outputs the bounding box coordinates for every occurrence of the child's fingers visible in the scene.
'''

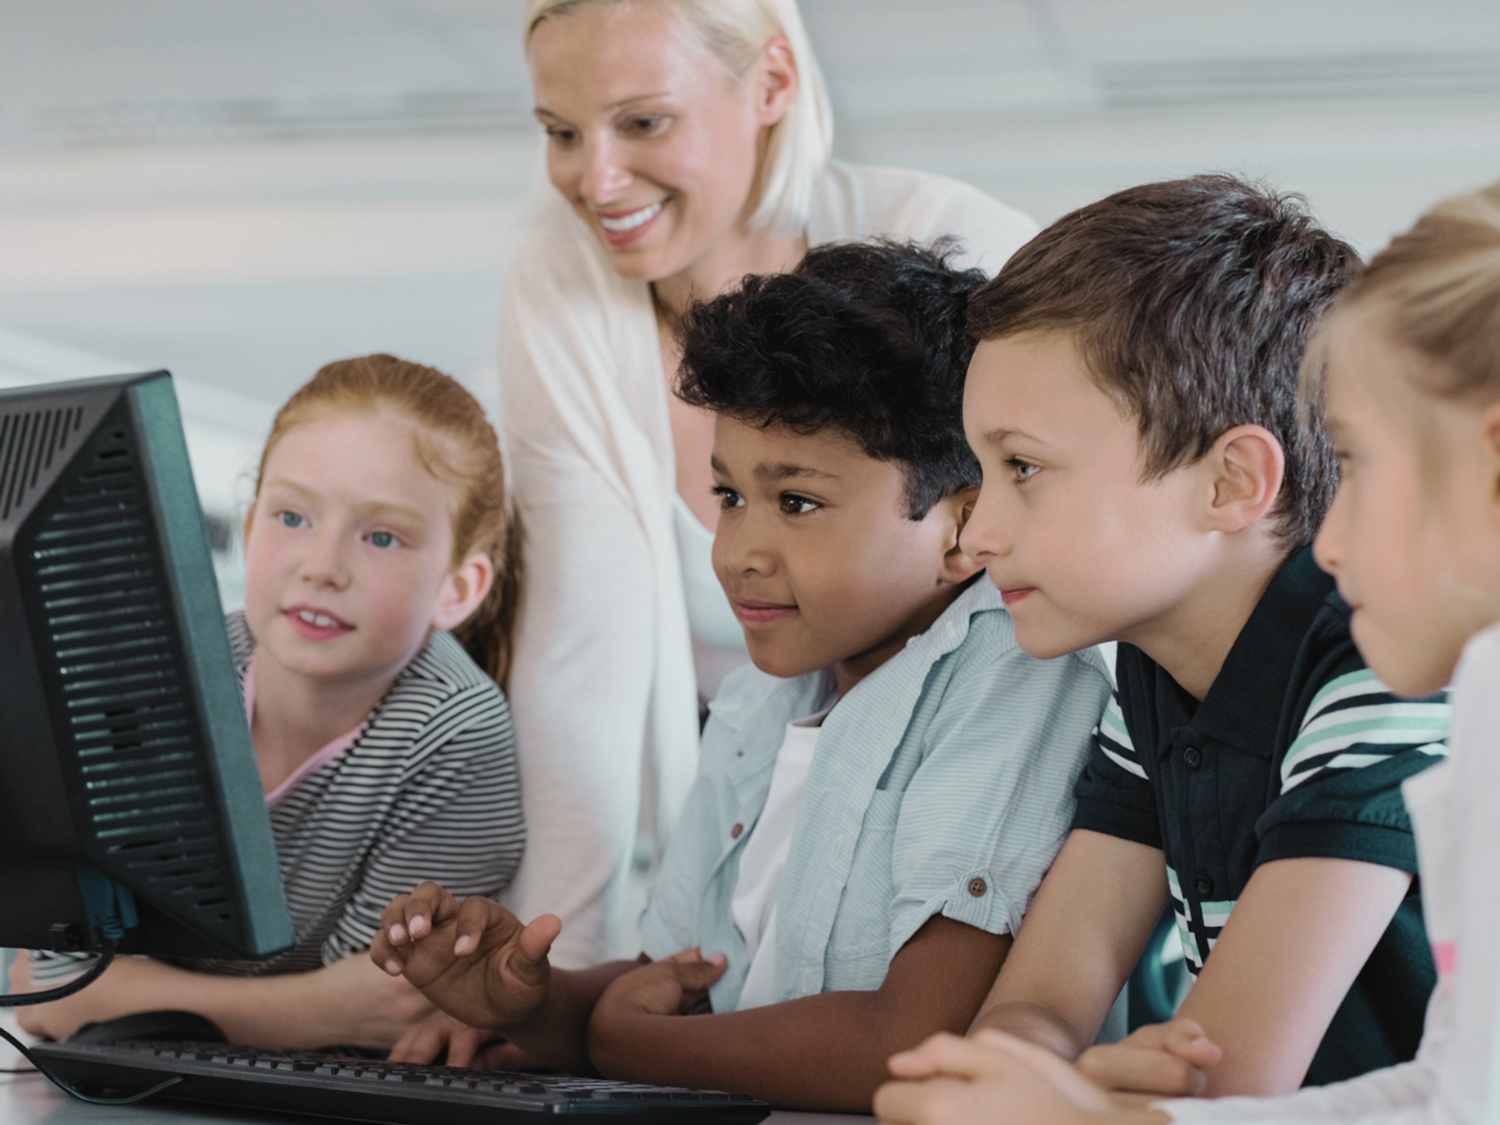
[888,1032,1007,1080]
[510,914,563,980]
[872,1075,970,1125]
[377,893,413,946]
[1159,1019,1223,1068]
[387,1015,450,1064]
[1075,1041,1206,1098]
[369,914,412,976]
[977,1032,1115,1113]
[451,894,515,956]
[400,881,460,943]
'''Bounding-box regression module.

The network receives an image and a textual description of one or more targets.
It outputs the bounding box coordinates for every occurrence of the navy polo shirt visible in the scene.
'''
[1073,548,1450,1085]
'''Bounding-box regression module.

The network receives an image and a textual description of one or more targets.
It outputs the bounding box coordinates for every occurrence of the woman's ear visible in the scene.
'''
[936,486,984,586]
[1202,424,1286,534]
[753,36,799,127]
[432,552,496,632]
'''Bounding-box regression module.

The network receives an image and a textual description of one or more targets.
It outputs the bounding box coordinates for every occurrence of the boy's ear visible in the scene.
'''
[432,552,496,632]
[936,486,984,586]
[1201,425,1285,534]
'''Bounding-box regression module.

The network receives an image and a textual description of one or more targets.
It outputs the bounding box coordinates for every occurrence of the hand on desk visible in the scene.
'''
[9,951,433,1051]
[873,1022,1215,1125]
[586,948,727,1074]
[387,1010,543,1069]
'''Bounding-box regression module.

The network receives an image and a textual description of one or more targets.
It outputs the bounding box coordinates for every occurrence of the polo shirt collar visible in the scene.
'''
[1178,547,1333,757]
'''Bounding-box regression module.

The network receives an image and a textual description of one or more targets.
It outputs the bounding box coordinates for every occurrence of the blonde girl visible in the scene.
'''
[871,181,1500,1125]
[18,354,524,1055]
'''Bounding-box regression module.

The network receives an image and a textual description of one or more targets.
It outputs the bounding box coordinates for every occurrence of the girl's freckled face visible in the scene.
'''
[242,407,461,688]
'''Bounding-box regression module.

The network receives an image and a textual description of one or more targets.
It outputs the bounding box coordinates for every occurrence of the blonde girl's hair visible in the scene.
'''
[254,354,521,688]
[1320,181,1500,401]
[523,0,834,236]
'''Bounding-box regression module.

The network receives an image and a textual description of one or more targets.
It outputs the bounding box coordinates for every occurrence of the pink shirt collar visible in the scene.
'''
[244,651,369,808]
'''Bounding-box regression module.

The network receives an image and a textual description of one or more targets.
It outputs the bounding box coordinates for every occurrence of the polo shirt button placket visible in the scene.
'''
[1194,873,1214,898]
[1184,746,1203,769]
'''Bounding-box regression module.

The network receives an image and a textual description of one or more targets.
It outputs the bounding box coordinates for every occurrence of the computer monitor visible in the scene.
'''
[0,370,293,962]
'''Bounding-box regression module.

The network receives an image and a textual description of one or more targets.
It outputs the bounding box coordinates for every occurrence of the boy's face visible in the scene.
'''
[1314,314,1500,696]
[960,331,1218,659]
[710,417,977,692]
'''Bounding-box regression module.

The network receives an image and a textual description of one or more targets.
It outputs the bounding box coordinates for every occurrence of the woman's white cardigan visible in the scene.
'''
[495,161,1039,965]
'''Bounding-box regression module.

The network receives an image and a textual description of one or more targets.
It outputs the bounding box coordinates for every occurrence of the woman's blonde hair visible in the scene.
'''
[254,354,522,688]
[1319,181,1500,402]
[523,0,834,236]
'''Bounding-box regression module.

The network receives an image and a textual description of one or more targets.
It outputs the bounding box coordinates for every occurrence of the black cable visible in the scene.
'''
[0,943,117,1008]
[0,1025,182,1106]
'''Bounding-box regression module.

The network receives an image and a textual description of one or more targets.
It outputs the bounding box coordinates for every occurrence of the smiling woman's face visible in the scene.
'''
[527,2,780,282]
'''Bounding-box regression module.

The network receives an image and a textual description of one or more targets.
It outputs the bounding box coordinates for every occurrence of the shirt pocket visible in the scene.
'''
[824,788,901,987]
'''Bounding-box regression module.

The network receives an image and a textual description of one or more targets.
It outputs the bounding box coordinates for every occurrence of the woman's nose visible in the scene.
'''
[576,135,632,205]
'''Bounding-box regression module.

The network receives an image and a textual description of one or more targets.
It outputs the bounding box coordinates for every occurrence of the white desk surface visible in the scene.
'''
[1,1072,872,1125]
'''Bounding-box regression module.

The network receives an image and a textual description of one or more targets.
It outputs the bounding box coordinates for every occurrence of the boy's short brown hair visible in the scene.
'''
[968,174,1359,546]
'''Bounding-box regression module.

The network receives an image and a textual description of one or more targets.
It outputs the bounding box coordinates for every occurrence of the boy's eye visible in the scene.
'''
[1005,458,1040,484]
[779,493,820,516]
[368,530,397,549]
[713,486,744,510]
[277,511,305,529]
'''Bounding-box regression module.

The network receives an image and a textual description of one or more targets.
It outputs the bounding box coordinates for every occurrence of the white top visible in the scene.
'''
[1164,621,1500,1125]
[671,494,748,700]
[495,160,1039,964]
[730,708,830,1011]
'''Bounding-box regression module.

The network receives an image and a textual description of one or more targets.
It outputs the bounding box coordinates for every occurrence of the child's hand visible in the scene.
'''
[1075,1018,1222,1098]
[370,880,563,1033]
[876,1030,1116,1125]
[586,949,727,1073]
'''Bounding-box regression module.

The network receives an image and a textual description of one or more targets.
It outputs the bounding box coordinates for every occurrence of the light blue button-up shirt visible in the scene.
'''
[639,578,1111,1012]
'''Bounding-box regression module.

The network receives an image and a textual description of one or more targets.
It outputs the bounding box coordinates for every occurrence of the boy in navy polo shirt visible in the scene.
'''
[947,176,1449,1099]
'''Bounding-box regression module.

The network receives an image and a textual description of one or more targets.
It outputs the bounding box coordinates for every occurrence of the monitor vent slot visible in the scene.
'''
[0,407,84,521]
[24,416,242,934]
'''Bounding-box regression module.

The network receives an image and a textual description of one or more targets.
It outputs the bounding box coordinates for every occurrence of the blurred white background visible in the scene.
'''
[2,0,1499,578]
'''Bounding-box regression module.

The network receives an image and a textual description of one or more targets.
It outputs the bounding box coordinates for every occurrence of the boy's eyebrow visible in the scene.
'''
[982,427,1048,448]
[755,462,841,483]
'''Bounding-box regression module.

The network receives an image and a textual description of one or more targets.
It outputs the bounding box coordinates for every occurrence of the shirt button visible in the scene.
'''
[1184,746,1203,769]
[730,823,743,839]
[967,877,988,898]
[1194,873,1214,897]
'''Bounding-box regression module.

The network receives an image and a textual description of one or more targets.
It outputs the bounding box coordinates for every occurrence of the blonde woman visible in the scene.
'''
[499,0,1038,968]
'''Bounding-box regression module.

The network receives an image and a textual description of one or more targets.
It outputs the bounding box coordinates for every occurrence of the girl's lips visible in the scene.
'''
[595,200,666,247]
[999,587,1035,607]
[733,599,797,627]
[283,606,354,642]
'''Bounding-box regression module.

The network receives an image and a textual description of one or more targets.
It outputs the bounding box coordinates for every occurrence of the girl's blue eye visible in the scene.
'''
[369,530,396,549]
[278,511,305,528]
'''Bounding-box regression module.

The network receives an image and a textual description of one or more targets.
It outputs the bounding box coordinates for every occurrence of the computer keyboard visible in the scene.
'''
[30,1039,774,1124]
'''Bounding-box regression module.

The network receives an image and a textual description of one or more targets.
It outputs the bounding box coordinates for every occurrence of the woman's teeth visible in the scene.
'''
[297,610,340,629]
[598,202,662,233]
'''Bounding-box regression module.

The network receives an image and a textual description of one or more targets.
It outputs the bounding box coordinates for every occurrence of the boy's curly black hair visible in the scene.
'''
[675,238,988,519]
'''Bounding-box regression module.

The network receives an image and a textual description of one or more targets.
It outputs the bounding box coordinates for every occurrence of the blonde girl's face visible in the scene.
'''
[242,407,491,688]
[527,2,796,282]
[1313,313,1500,697]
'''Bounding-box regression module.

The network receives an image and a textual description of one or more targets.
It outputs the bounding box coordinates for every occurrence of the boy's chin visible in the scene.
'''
[744,642,826,682]
[1009,609,1099,662]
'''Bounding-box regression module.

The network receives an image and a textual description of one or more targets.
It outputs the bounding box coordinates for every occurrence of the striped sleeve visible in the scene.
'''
[1071,687,1163,850]
[1280,669,1450,794]
[1256,668,1449,873]
[319,683,525,963]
